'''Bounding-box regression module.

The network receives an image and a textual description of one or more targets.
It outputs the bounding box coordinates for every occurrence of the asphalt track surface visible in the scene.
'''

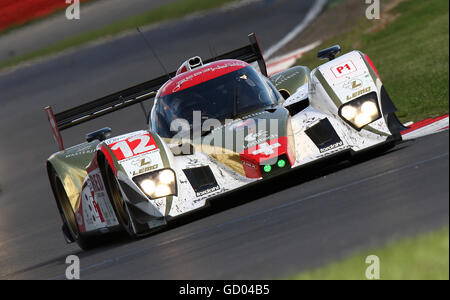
[0,0,448,279]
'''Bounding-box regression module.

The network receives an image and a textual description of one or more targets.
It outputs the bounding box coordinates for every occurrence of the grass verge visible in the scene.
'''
[290,227,449,280]
[0,0,238,71]
[296,0,449,123]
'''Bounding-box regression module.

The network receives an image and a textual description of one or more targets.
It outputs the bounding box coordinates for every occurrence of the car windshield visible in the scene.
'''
[151,66,278,138]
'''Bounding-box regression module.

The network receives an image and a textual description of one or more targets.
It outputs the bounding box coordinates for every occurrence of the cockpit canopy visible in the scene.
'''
[150,61,281,139]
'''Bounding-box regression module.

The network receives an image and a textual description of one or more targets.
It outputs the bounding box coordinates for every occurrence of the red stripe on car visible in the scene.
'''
[159,60,249,97]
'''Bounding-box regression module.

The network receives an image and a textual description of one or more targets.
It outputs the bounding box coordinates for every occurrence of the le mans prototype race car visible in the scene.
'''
[45,34,406,249]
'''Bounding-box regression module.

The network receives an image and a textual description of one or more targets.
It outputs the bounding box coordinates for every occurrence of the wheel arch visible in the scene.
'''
[269,66,311,99]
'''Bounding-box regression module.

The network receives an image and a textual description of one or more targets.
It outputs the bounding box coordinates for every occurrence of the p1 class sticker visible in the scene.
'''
[331,60,357,78]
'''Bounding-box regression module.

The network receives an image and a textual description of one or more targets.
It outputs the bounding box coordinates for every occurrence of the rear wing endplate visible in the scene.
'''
[45,33,267,151]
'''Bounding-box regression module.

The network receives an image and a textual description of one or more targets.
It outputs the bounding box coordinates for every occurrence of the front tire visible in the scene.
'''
[101,157,139,238]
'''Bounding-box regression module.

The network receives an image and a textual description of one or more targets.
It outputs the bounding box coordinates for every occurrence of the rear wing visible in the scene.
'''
[45,33,267,151]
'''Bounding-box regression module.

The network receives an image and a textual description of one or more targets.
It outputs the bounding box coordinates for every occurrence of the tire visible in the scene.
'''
[49,166,97,250]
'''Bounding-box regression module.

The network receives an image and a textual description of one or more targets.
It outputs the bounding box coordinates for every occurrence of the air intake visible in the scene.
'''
[188,56,203,69]
[176,56,204,75]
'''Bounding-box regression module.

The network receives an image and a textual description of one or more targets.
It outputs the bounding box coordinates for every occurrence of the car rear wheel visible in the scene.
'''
[49,166,97,250]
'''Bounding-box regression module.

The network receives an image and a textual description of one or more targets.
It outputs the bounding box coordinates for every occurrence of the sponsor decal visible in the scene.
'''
[319,141,344,153]
[159,60,248,96]
[173,62,246,93]
[65,145,96,158]
[226,111,270,131]
[244,130,278,149]
[244,130,266,142]
[346,87,371,101]
[131,157,152,167]
[196,185,220,197]
[119,150,163,177]
[252,142,282,156]
[242,160,258,169]
[272,71,301,85]
[75,212,83,226]
[90,173,104,193]
[227,118,257,132]
[92,198,105,223]
[343,79,363,90]
[79,178,110,232]
[131,164,158,176]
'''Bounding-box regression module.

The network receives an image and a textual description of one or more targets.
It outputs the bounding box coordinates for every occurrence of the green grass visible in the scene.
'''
[296,0,449,122]
[0,0,238,71]
[290,227,449,280]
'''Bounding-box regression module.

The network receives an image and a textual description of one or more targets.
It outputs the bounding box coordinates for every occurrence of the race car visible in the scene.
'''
[45,34,406,250]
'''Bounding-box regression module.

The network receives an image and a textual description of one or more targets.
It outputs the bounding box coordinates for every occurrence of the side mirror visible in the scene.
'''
[86,127,112,143]
[318,45,341,61]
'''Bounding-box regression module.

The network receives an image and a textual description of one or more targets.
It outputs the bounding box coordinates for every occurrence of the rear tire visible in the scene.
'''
[49,166,97,250]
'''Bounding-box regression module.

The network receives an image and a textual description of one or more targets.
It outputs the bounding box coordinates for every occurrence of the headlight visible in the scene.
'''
[140,179,156,195]
[133,169,177,199]
[339,92,381,130]
[341,105,357,120]
[159,169,175,185]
